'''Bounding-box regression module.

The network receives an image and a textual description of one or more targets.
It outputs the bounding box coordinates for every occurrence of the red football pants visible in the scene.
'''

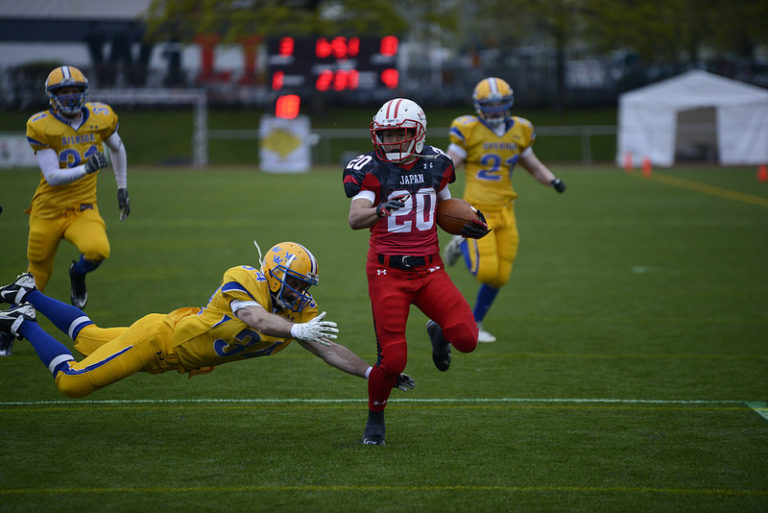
[365,252,477,411]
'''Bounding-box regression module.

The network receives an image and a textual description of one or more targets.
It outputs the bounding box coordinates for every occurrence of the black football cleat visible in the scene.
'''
[362,419,386,446]
[0,331,13,356]
[69,261,88,309]
[427,320,451,372]
[361,434,386,446]
[0,303,36,340]
[0,272,37,305]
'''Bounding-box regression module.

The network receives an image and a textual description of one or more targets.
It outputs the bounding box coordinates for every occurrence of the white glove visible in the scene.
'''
[290,311,339,346]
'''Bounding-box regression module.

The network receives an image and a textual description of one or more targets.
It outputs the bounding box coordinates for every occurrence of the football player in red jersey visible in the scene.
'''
[343,98,490,445]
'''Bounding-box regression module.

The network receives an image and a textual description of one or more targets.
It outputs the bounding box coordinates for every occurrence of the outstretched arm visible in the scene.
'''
[297,338,415,392]
[235,304,294,337]
[238,303,365,378]
[234,305,337,344]
[234,302,414,389]
[297,338,370,378]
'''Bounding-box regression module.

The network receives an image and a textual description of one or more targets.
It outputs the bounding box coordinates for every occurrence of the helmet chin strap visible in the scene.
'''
[253,240,265,268]
[272,289,289,310]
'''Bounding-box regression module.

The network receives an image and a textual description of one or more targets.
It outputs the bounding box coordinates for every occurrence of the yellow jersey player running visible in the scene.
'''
[27,66,129,303]
[1,65,130,357]
[443,77,566,343]
[0,241,415,400]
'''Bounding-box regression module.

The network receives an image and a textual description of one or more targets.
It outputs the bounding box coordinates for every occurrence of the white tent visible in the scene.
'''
[617,70,768,167]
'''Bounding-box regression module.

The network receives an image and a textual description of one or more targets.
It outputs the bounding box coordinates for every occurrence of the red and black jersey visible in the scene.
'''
[342,146,455,256]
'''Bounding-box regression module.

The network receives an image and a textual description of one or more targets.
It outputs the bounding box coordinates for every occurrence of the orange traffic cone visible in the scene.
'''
[623,152,633,172]
[642,157,652,177]
[758,164,768,182]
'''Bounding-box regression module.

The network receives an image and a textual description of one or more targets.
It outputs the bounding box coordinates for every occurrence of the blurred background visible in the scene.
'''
[1,0,767,167]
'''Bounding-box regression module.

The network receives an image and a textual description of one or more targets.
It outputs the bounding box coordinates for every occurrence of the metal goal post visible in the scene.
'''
[91,88,208,167]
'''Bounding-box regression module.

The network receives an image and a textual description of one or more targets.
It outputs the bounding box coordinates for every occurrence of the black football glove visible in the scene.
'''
[84,151,108,174]
[395,373,415,392]
[461,208,490,239]
[117,188,130,221]
[376,197,406,217]
[551,178,566,193]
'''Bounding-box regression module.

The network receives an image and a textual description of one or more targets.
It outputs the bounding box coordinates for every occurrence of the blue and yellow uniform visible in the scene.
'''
[26,103,118,217]
[25,102,119,290]
[448,114,535,287]
[44,265,317,398]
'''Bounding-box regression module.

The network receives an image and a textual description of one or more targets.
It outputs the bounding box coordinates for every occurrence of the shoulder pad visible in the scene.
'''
[452,114,477,127]
[27,111,49,125]
[86,101,114,111]
[513,116,533,129]
[422,145,450,161]
[342,152,378,198]
[86,102,117,119]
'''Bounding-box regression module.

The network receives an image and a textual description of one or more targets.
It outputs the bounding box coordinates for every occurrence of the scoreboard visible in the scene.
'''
[266,35,399,93]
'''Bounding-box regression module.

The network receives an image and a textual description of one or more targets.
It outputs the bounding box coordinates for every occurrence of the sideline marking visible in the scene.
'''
[746,401,768,422]
[1,484,766,497]
[0,397,753,406]
[2,397,766,423]
[632,171,768,208]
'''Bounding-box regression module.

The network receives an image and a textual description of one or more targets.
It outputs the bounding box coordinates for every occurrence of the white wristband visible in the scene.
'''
[365,366,373,379]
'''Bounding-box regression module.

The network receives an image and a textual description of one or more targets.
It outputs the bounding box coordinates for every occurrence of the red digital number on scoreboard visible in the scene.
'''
[380,36,398,56]
[275,94,301,119]
[381,68,399,89]
[316,69,360,91]
[278,37,294,57]
[268,36,398,92]
[315,37,360,59]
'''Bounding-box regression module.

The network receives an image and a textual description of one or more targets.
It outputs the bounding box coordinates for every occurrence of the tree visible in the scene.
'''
[142,0,419,43]
[583,0,768,65]
[458,0,586,110]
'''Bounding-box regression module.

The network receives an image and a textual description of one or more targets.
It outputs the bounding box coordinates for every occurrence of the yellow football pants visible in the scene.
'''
[463,202,519,289]
[55,314,176,398]
[27,206,111,291]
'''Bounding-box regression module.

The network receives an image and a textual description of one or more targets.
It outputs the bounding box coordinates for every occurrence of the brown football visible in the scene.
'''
[436,198,477,235]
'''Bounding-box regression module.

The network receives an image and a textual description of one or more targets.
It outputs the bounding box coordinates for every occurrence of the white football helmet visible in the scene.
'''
[370,98,427,163]
[45,65,89,117]
[261,241,319,312]
[473,77,514,127]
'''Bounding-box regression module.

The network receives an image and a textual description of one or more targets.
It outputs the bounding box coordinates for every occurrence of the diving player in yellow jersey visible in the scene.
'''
[443,77,566,343]
[1,65,131,357]
[0,241,415,400]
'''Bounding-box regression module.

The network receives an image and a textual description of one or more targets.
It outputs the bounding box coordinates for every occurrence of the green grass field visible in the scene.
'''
[1,164,767,512]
